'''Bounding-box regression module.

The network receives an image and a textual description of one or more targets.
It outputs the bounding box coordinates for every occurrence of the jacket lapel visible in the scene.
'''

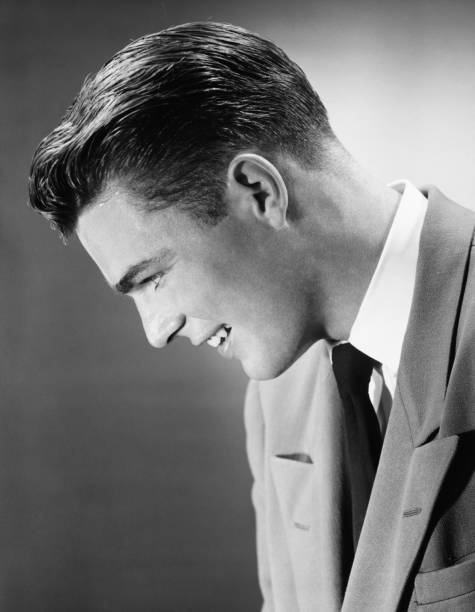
[379,435,458,611]
[341,398,459,611]
[343,189,475,611]
[397,187,475,445]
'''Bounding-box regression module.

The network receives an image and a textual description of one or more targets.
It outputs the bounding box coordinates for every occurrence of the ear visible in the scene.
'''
[226,153,289,229]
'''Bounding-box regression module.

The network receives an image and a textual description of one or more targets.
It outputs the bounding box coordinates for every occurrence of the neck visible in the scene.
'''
[285,147,401,342]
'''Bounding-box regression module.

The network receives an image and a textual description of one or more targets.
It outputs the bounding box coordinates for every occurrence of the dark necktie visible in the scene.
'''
[332,342,383,549]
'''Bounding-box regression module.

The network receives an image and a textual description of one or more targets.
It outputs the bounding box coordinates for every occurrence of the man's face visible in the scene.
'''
[77,182,316,380]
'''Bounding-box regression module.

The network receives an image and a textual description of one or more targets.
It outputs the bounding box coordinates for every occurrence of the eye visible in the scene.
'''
[150,273,163,291]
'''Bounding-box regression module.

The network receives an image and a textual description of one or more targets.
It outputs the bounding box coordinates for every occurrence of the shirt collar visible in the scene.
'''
[348,180,428,376]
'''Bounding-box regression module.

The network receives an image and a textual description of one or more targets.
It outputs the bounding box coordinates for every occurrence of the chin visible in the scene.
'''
[241,339,316,381]
[240,353,299,381]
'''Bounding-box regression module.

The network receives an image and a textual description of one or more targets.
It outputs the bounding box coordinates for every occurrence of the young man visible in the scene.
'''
[29,22,475,611]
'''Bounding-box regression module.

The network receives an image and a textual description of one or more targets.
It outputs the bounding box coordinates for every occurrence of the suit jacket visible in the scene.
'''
[245,187,475,611]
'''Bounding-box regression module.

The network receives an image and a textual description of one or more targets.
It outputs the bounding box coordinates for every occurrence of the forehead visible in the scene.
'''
[76,183,187,284]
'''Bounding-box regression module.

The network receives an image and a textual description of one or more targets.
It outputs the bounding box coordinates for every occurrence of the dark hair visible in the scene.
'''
[29,21,334,237]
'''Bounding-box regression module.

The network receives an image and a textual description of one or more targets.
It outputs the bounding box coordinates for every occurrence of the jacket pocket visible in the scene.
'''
[415,556,475,610]
[270,455,315,531]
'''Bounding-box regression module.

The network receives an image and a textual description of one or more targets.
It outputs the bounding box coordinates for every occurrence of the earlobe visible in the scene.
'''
[227,153,289,229]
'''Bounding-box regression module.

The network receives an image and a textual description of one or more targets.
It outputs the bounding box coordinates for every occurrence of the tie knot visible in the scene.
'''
[332,343,377,394]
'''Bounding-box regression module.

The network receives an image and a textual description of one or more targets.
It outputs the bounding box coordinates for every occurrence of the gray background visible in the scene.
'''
[1,0,475,610]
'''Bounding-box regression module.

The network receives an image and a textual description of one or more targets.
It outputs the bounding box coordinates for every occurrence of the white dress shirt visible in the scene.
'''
[334,180,428,434]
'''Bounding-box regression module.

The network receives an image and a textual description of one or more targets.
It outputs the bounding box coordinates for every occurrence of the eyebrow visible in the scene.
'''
[113,249,174,294]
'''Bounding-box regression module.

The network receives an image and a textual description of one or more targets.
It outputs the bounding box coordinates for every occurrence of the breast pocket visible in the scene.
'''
[270,455,320,611]
[271,454,315,532]
[415,556,475,611]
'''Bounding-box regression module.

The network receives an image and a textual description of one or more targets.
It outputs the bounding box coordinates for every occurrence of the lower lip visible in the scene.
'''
[217,329,233,359]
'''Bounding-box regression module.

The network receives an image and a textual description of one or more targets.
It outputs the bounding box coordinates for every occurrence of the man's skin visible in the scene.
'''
[77,145,400,379]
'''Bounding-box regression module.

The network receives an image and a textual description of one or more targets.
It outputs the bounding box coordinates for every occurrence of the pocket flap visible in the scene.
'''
[415,556,475,604]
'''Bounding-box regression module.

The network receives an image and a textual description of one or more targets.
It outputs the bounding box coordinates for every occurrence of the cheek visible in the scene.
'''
[174,246,288,324]
[167,263,229,317]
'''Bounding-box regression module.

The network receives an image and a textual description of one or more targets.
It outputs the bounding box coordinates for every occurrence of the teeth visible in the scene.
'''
[206,326,231,348]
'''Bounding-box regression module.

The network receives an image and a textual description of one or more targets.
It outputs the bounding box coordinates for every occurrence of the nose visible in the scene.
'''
[136,302,186,348]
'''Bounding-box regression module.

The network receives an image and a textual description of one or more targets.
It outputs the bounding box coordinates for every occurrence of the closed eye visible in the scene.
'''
[113,251,175,295]
[140,272,164,291]
[150,272,164,291]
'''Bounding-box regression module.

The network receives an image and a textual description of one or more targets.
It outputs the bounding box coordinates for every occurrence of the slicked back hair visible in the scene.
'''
[29,21,334,237]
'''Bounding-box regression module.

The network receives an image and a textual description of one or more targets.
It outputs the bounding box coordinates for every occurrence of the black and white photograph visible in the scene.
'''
[2,1,475,610]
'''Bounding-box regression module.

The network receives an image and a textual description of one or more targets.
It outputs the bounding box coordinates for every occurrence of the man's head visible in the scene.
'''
[29,22,338,379]
[29,21,333,235]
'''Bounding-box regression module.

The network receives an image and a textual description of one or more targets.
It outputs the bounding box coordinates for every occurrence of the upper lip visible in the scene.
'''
[193,324,230,347]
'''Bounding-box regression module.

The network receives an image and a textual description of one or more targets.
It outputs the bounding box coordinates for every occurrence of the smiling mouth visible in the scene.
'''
[206,325,232,348]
